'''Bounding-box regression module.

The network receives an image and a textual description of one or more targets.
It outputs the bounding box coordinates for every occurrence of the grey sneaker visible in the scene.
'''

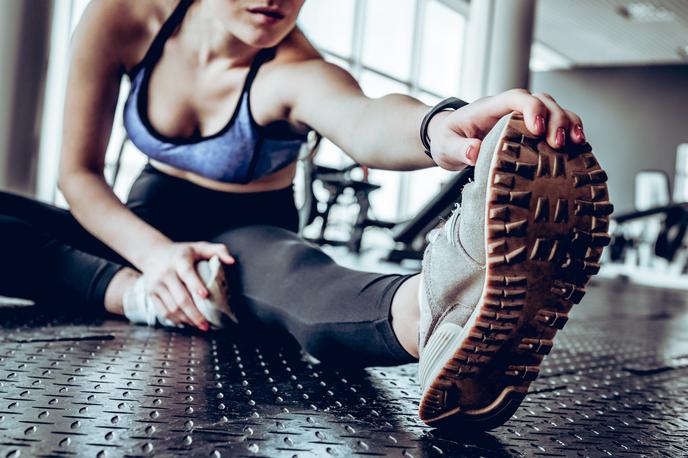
[417,112,612,430]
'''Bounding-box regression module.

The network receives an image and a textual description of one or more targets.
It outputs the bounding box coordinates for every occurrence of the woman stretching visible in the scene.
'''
[0,0,611,430]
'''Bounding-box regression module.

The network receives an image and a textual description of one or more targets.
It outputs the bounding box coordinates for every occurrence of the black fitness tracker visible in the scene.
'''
[420,96,468,160]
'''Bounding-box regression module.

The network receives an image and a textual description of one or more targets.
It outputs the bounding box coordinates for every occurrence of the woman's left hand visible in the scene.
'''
[426,88,587,171]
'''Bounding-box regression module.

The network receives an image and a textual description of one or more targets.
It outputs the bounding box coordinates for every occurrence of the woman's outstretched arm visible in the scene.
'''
[281,58,587,172]
[281,59,433,171]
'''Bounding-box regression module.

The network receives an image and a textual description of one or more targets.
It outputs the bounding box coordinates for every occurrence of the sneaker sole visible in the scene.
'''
[418,112,612,430]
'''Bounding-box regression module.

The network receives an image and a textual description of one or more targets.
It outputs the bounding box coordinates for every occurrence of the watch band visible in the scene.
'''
[420,96,468,160]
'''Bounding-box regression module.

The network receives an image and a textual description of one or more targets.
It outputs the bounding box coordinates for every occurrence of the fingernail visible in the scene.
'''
[575,124,585,141]
[555,128,565,147]
[466,145,476,163]
[198,288,208,298]
[200,322,209,331]
[536,115,545,135]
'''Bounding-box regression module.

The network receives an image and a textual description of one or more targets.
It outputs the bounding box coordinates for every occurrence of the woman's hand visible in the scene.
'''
[427,88,587,171]
[141,242,235,330]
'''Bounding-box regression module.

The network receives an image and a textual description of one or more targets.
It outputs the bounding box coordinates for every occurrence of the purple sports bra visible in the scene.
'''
[122,0,307,184]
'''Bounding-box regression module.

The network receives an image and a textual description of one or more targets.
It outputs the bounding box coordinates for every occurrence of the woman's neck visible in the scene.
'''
[181,0,259,68]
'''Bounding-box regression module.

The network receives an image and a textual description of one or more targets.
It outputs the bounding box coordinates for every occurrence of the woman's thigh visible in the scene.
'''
[1,163,299,264]
[207,224,416,366]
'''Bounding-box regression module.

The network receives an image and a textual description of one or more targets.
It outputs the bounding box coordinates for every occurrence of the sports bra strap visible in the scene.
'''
[132,0,194,75]
[134,0,276,91]
[244,47,277,92]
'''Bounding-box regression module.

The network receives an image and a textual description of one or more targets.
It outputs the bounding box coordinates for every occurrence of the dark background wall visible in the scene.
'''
[0,0,53,196]
[531,64,688,214]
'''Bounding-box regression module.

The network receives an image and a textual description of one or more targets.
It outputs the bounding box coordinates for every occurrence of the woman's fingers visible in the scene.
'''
[432,134,482,169]
[166,275,209,330]
[531,92,570,149]
[178,262,210,299]
[430,110,481,168]
[492,89,547,136]
[194,242,235,265]
[434,88,587,172]
[150,287,190,325]
[491,90,583,148]
[565,109,586,144]
[178,242,233,298]
[139,242,237,330]
[458,138,482,167]
[147,294,168,323]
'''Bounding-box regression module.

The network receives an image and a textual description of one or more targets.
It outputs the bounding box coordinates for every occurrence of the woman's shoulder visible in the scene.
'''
[261,28,354,89]
[76,0,176,72]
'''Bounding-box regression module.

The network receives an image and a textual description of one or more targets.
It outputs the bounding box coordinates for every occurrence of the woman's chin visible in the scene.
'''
[235,17,294,48]
[243,30,289,49]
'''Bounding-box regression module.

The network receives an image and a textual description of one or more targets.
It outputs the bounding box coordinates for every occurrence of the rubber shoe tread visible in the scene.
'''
[418,112,613,430]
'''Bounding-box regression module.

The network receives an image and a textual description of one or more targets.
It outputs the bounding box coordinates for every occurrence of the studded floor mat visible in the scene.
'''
[0,280,687,457]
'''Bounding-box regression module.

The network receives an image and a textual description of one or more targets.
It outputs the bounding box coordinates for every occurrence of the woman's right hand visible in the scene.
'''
[141,242,235,330]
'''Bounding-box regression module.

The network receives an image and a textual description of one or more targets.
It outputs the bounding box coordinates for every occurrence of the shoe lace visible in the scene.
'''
[444,202,462,245]
[425,202,462,245]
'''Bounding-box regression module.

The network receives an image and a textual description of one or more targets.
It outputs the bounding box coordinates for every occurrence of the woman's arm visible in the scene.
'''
[57,0,171,269]
[280,59,587,172]
[282,59,434,171]
[57,0,232,330]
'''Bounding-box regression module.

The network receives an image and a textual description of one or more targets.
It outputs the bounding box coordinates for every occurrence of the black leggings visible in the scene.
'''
[0,163,416,366]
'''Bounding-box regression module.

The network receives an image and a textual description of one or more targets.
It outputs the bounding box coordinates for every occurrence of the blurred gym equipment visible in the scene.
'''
[298,154,475,261]
[299,160,396,253]
[607,164,688,280]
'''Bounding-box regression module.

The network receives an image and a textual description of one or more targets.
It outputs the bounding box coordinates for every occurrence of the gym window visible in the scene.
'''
[298,0,468,223]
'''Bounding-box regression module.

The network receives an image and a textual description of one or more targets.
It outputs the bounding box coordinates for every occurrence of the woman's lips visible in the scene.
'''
[247,7,286,25]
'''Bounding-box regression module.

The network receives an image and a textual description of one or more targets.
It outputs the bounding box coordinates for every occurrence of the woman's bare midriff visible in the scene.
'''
[150,159,298,192]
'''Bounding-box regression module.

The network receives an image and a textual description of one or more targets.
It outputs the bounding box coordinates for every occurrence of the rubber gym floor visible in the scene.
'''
[0,279,686,457]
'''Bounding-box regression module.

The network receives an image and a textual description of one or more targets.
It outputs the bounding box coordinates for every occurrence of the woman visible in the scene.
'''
[0,0,610,429]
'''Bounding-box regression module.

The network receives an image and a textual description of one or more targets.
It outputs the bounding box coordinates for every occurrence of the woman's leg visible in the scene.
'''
[390,273,422,357]
[1,164,225,317]
[0,191,133,314]
[208,224,419,367]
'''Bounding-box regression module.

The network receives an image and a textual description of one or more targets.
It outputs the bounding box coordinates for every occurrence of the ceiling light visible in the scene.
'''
[530,42,572,72]
[617,3,676,23]
[677,46,688,60]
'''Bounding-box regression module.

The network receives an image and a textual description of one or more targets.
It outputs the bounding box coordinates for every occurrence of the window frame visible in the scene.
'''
[299,0,468,220]
[303,0,468,102]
